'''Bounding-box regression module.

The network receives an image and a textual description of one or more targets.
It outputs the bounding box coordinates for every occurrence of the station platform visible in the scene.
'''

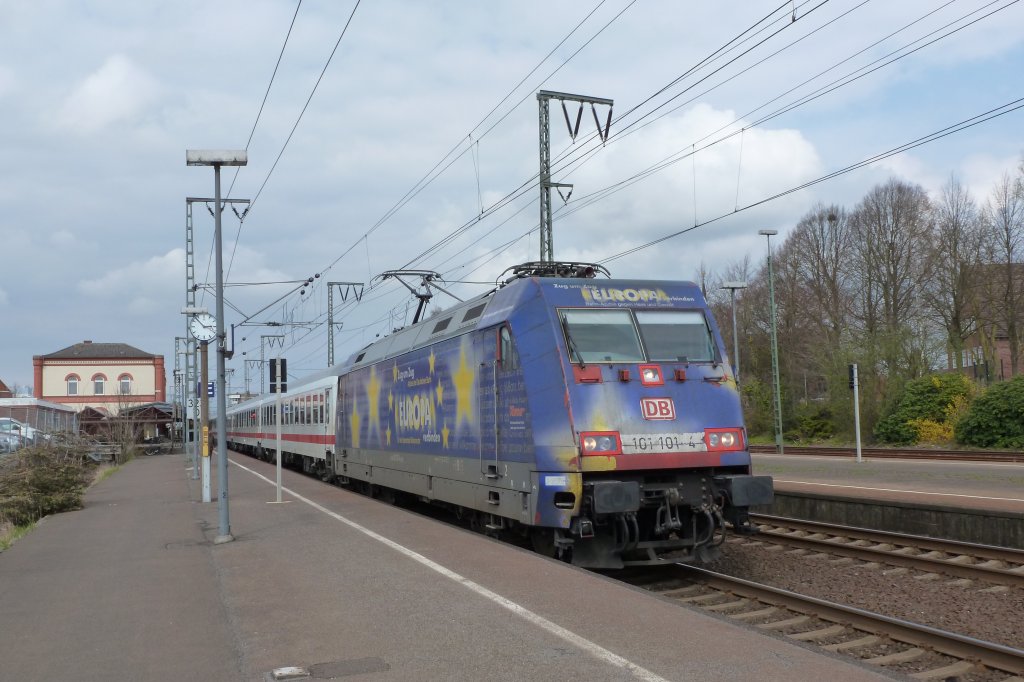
[753,452,1024,514]
[0,452,896,682]
[753,452,1024,548]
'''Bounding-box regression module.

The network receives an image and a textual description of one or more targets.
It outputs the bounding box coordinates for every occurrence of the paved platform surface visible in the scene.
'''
[0,452,897,682]
[754,453,1024,514]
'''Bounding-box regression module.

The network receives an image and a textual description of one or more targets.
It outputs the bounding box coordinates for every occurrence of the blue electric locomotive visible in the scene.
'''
[326,262,773,568]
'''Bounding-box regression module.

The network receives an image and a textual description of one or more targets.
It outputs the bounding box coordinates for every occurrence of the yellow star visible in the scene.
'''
[349,400,361,449]
[385,426,391,446]
[435,380,444,406]
[441,421,450,449]
[392,362,399,383]
[428,348,436,375]
[388,390,394,412]
[452,342,476,428]
[366,366,382,436]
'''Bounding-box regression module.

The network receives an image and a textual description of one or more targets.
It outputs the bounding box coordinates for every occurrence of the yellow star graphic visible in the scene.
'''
[441,421,450,449]
[392,362,399,383]
[367,367,382,436]
[452,342,476,428]
[349,399,361,448]
[428,349,436,375]
[435,380,444,406]
[385,426,391,446]
[388,390,394,412]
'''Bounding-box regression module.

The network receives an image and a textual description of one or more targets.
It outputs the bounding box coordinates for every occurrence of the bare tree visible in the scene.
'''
[922,176,983,370]
[788,203,854,351]
[981,170,1024,377]
[850,178,934,379]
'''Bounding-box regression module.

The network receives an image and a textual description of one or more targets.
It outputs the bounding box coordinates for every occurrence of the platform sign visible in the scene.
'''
[195,381,215,397]
[202,426,209,457]
[270,358,287,393]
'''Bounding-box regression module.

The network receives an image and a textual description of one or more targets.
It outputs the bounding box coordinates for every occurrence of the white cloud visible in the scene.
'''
[0,66,15,98]
[78,248,183,300]
[55,54,160,134]
[49,230,77,248]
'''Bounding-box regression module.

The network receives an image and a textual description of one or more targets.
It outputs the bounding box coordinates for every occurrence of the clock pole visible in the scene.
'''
[199,341,211,503]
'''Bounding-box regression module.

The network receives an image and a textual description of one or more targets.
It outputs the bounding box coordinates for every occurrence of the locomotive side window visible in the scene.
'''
[635,310,715,362]
[559,309,645,363]
[498,326,519,371]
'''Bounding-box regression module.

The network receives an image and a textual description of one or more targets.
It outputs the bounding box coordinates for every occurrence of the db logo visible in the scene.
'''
[640,397,675,420]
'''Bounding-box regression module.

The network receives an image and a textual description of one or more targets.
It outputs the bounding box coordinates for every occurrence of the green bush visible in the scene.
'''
[874,373,975,445]
[955,376,1024,448]
[795,405,835,441]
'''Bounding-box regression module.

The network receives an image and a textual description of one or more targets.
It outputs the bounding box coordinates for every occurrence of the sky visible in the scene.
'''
[1,0,1022,395]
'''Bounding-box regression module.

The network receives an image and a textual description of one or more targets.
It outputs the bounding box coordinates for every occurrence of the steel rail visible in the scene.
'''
[678,565,1024,676]
[750,444,1024,462]
[747,514,1024,589]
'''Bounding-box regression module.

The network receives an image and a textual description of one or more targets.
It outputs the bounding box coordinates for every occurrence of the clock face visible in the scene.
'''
[189,313,218,342]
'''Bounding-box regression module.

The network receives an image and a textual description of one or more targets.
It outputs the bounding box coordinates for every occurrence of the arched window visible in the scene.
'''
[92,374,107,395]
[118,373,133,395]
[66,374,80,396]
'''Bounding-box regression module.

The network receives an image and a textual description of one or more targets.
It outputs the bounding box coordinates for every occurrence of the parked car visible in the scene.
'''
[0,431,17,453]
[0,418,44,446]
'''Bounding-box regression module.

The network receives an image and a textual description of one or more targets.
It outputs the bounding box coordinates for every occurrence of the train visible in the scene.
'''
[220,261,773,569]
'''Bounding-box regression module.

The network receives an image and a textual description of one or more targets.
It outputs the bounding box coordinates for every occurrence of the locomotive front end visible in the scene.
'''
[543,280,774,569]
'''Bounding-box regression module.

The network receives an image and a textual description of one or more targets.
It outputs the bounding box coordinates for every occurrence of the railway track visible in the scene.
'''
[625,564,1024,680]
[749,444,1024,463]
[746,514,1024,589]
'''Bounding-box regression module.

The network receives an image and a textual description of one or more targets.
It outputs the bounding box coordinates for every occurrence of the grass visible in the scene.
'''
[94,464,122,484]
[0,521,36,551]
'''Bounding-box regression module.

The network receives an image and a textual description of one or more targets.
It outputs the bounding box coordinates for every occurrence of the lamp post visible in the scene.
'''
[720,281,747,384]
[186,149,247,545]
[759,229,784,455]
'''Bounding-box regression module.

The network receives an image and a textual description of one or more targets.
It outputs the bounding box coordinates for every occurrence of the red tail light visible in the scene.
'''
[580,431,623,456]
[704,428,745,452]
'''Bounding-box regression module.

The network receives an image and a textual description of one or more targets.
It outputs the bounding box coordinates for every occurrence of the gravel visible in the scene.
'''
[706,537,1024,650]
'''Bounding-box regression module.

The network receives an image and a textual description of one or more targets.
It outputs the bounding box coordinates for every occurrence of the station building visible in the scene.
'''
[33,341,166,416]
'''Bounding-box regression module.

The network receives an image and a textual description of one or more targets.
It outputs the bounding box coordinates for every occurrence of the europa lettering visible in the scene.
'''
[581,287,670,304]
[398,393,435,431]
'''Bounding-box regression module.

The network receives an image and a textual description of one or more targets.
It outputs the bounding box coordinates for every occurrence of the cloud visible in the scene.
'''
[55,54,160,134]
[49,230,77,248]
[78,248,183,301]
[0,287,8,306]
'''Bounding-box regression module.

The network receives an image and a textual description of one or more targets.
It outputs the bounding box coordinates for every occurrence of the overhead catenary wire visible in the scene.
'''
[239,1,1015,376]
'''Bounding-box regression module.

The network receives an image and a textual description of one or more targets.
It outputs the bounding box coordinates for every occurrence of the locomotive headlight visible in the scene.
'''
[639,364,664,386]
[580,431,623,456]
[704,428,745,452]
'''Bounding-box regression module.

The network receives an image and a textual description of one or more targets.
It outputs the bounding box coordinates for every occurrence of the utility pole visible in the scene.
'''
[199,341,211,502]
[720,282,747,384]
[537,90,613,262]
[327,281,363,366]
[759,229,784,454]
[264,335,286,503]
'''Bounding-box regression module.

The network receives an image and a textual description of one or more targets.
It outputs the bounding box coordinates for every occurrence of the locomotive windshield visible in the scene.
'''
[559,308,716,363]
[560,309,645,363]
[635,310,715,362]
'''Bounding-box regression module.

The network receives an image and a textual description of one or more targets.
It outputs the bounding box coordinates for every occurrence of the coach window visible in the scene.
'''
[92,374,106,395]
[66,374,80,396]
